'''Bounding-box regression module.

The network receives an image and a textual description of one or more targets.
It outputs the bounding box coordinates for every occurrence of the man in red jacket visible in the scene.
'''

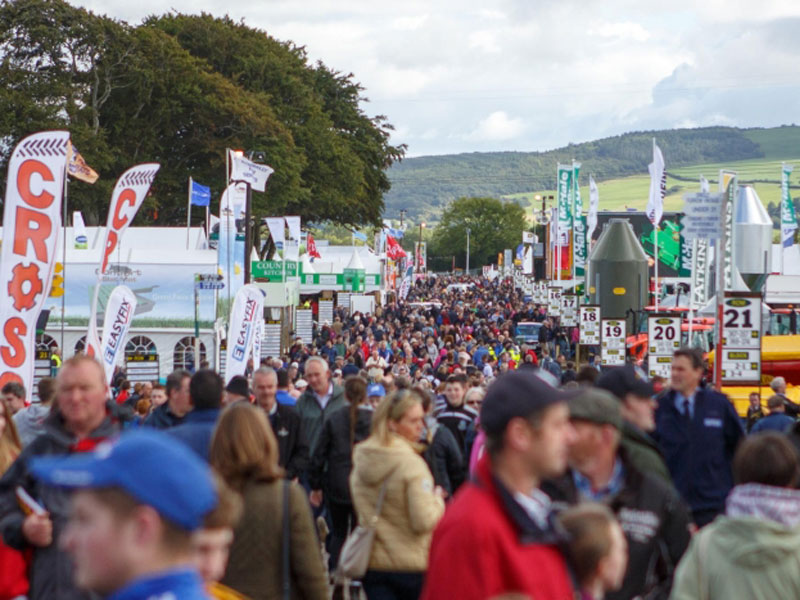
[422,370,577,600]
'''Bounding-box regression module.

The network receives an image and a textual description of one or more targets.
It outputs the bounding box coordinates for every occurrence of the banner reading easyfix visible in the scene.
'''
[0,131,69,393]
[99,285,137,384]
[225,284,265,383]
[87,163,160,358]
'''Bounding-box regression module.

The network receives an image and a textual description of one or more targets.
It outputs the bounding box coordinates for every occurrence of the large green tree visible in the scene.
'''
[429,197,526,271]
[0,0,403,228]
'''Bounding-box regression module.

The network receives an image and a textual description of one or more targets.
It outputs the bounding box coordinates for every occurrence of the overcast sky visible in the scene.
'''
[73,0,800,157]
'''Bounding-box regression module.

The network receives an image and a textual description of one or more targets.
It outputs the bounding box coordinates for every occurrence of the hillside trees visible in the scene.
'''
[0,0,403,227]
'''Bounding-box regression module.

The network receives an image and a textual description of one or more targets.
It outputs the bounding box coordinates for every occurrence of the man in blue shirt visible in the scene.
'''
[30,430,216,600]
[751,395,796,434]
[654,347,745,527]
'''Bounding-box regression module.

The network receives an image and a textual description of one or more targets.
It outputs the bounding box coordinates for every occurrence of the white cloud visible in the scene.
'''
[467,111,526,141]
[68,0,800,156]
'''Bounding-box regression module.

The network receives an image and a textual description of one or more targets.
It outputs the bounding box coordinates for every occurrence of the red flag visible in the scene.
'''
[386,235,407,260]
[307,234,321,259]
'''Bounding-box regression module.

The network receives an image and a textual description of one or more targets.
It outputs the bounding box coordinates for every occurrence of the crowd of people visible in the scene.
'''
[1,273,799,600]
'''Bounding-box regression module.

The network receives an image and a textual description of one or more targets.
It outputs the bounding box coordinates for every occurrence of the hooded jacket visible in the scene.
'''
[0,411,119,600]
[621,419,671,485]
[350,434,444,572]
[422,455,574,600]
[671,515,800,599]
[12,403,51,447]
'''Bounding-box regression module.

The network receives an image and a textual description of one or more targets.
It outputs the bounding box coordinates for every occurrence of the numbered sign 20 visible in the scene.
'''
[601,318,626,366]
[648,315,681,378]
[580,306,601,345]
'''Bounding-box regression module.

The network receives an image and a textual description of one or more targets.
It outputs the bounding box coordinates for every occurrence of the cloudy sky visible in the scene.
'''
[73,0,800,157]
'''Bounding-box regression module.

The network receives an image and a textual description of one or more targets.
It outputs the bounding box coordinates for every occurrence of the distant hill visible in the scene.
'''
[385,125,800,222]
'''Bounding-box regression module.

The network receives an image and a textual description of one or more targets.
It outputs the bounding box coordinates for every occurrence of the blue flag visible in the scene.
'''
[190,180,211,207]
[352,231,367,242]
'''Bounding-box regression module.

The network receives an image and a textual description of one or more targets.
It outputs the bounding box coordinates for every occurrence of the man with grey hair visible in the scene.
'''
[295,356,345,454]
[770,376,799,417]
[253,367,307,479]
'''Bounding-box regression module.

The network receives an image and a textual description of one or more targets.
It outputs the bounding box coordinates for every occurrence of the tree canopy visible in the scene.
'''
[0,0,404,227]
[429,196,527,272]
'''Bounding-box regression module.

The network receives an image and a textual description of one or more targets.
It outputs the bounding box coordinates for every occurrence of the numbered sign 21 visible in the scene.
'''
[722,294,762,384]
[580,306,601,345]
[601,318,626,366]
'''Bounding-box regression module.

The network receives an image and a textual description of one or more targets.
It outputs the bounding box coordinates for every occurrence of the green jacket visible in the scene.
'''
[621,420,672,485]
[295,384,346,454]
[671,516,800,600]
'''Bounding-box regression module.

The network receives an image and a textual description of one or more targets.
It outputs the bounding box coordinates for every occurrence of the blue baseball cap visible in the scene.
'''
[367,383,386,397]
[30,429,216,531]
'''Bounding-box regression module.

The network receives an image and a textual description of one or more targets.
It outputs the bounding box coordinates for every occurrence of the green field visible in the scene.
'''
[507,156,800,220]
[501,125,800,219]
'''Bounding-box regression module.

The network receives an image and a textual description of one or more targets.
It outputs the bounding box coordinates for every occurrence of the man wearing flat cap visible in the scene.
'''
[542,388,691,600]
[422,370,577,600]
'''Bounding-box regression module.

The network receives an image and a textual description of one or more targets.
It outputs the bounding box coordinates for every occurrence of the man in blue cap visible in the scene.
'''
[29,429,217,600]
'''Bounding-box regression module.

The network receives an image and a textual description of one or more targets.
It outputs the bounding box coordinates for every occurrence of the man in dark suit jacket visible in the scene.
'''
[654,347,744,527]
[253,367,308,479]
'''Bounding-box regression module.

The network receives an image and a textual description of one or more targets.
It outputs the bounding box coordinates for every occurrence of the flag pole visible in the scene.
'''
[652,138,660,312]
[187,176,192,250]
[61,164,68,356]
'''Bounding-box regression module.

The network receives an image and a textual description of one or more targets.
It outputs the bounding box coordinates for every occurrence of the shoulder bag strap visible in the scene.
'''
[282,479,291,600]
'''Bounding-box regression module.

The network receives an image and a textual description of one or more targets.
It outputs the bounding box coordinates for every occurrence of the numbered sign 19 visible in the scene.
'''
[722,294,762,384]
[580,306,601,345]
[561,294,578,327]
[548,286,562,316]
[648,315,681,378]
[601,318,626,366]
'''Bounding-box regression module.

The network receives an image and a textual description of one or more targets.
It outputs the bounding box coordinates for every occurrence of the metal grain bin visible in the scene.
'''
[734,185,772,292]
[587,218,649,331]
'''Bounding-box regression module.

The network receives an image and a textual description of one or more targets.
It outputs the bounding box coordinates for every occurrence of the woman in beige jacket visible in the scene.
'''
[350,388,446,599]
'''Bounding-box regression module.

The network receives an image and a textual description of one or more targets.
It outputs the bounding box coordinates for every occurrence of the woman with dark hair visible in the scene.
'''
[211,402,327,600]
[671,432,800,599]
[308,376,373,570]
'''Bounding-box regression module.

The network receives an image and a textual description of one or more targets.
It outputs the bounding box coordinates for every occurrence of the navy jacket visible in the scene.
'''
[167,408,221,460]
[750,412,795,434]
[654,386,744,516]
[143,402,186,430]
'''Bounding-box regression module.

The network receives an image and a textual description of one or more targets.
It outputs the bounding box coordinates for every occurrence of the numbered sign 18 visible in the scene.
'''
[561,294,578,327]
[601,318,626,366]
[579,306,601,345]
[548,287,562,316]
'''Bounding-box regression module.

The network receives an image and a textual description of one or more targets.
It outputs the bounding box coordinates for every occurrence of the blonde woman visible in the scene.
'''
[350,388,445,599]
[210,402,327,600]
